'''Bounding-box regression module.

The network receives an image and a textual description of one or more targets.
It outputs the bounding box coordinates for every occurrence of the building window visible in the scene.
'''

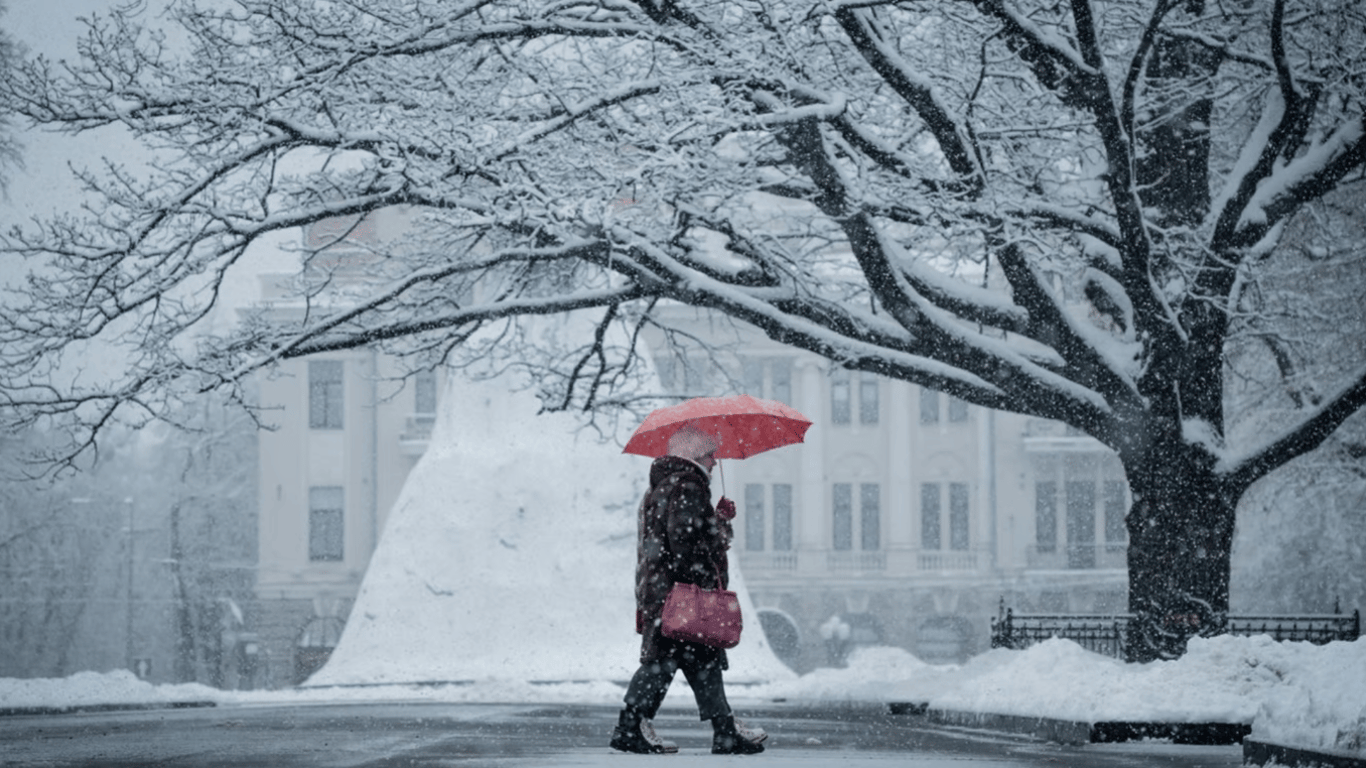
[859,375,879,424]
[771,361,792,405]
[655,357,678,394]
[919,388,939,424]
[948,396,969,422]
[742,358,793,405]
[1036,481,1057,553]
[1104,481,1128,551]
[414,368,438,415]
[860,483,881,550]
[305,213,377,249]
[744,483,794,552]
[1066,480,1097,569]
[659,356,706,395]
[308,486,345,561]
[743,360,764,400]
[744,483,765,552]
[773,484,793,551]
[835,482,880,551]
[949,482,970,551]
[831,370,851,425]
[921,482,967,551]
[308,360,344,429]
[832,483,853,550]
[921,483,941,550]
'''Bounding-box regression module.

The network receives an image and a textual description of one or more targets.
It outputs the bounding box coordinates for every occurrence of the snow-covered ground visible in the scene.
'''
[2,635,1363,758]
[5,341,1361,761]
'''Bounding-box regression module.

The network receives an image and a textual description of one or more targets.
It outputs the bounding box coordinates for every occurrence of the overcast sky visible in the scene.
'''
[3,1,285,328]
[3,1,171,227]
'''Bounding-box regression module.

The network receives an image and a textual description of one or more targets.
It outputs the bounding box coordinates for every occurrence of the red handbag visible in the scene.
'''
[660,571,742,649]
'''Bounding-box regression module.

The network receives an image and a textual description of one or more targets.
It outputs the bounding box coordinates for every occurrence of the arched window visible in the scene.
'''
[294,616,346,684]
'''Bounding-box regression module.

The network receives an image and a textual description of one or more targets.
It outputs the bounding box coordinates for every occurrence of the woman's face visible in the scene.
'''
[696,449,717,473]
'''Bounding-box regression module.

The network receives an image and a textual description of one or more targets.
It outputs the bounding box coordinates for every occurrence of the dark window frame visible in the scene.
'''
[831,369,851,425]
[773,483,793,551]
[308,360,345,430]
[860,482,881,550]
[832,483,853,550]
[1036,481,1058,553]
[744,483,766,552]
[413,368,438,415]
[919,388,939,424]
[949,482,970,551]
[308,486,345,562]
[859,375,879,424]
[921,483,942,550]
[948,396,969,422]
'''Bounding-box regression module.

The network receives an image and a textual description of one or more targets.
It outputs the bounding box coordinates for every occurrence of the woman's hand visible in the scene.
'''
[716,496,737,520]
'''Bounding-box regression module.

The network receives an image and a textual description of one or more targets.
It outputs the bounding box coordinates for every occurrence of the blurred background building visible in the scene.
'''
[241,210,1130,683]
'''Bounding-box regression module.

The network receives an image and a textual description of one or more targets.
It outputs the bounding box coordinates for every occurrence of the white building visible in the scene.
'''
[249,212,1131,684]
[640,305,1129,670]
[250,210,446,686]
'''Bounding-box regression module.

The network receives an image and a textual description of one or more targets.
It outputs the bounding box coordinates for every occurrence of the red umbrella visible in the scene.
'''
[622,394,813,460]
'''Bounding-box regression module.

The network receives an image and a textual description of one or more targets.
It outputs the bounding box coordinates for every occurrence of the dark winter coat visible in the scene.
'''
[635,455,731,665]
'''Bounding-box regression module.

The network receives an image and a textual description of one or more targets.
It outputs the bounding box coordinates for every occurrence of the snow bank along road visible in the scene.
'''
[0,701,1246,767]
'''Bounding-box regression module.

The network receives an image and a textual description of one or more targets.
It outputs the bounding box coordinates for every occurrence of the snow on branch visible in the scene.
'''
[835,6,983,186]
[1232,117,1366,245]
[490,80,665,162]
[1221,363,1366,492]
[996,243,1142,408]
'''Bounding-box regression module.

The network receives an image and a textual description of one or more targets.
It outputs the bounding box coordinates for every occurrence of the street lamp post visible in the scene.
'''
[124,497,135,673]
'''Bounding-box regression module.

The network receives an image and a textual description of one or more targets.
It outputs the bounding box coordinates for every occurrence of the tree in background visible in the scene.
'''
[0,447,122,678]
[0,1,24,192]
[1,0,1364,661]
[157,399,258,686]
[0,396,256,684]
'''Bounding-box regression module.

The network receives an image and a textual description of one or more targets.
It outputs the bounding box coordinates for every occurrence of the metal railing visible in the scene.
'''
[826,551,886,572]
[917,549,980,571]
[737,551,798,571]
[1025,543,1128,570]
[991,603,1361,659]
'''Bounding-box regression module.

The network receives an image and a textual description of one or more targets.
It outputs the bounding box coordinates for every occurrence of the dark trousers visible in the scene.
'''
[624,641,730,721]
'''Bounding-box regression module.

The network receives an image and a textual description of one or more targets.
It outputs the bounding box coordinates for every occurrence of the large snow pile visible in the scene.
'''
[746,635,1365,756]
[304,336,794,686]
[1244,636,1366,755]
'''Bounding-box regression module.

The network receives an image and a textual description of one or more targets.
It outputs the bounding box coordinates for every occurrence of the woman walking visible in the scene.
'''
[610,425,767,755]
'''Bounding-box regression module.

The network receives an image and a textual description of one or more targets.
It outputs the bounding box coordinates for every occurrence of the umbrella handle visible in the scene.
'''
[718,459,725,496]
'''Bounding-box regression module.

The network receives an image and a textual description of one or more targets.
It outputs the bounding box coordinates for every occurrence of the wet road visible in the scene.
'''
[0,701,1245,767]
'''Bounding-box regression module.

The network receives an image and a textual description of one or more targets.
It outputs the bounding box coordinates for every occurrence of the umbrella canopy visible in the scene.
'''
[623,394,813,460]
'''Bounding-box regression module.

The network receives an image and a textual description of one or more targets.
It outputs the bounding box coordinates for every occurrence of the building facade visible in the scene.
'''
[641,306,1129,671]
[249,214,1132,683]
[250,209,446,686]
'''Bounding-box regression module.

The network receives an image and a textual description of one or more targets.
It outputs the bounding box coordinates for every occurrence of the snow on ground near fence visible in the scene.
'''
[2,635,1362,757]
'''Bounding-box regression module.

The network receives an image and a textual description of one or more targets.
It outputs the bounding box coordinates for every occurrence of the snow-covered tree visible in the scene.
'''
[2,0,1364,660]
[0,1,24,192]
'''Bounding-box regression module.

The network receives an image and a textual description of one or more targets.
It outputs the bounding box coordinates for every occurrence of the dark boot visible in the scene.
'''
[711,715,765,754]
[610,708,678,754]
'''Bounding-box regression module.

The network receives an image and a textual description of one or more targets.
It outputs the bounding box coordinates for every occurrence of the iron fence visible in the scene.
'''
[991,603,1360,659]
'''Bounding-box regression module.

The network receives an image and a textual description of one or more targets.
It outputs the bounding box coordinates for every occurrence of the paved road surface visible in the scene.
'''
[0,702,1245,767]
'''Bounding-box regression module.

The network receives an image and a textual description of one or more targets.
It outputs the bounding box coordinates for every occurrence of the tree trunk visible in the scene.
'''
[1124,435,1238,662]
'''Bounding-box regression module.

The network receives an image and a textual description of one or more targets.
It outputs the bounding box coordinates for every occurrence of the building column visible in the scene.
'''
[978,407,998,572]
[797,359,826,575]
[886,379,915,571]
